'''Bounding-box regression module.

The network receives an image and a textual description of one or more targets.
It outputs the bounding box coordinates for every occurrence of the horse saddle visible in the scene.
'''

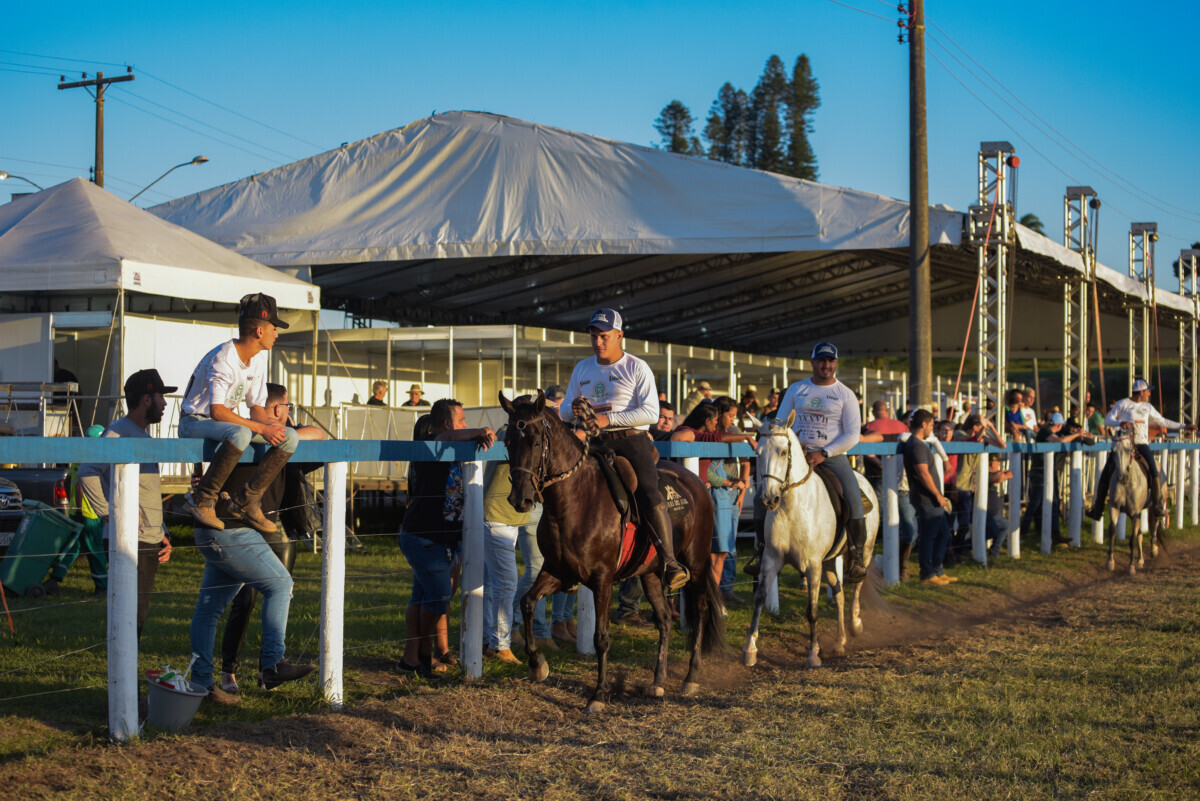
[813,464,874,562]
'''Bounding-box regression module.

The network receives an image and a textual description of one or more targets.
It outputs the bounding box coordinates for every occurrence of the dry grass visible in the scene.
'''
[3,532,1200,800]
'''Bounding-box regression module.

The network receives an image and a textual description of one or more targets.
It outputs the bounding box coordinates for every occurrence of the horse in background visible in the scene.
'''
[744,411,880,669]
[500,391,725,714]
[1104,432,1168,575]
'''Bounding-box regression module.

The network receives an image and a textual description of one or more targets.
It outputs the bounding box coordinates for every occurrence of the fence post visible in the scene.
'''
[1040,452,1054,554]
[1068,450,1083,547]
[1008,452,1021,558]
[1092,451,1106,544]
[881,455,899,585]
[1175,448,1186,529]
[107,463,140,742]
[973,451,988,564]
[320,460,347,708]
[461,460,485,677]
[1192,448,1199,526]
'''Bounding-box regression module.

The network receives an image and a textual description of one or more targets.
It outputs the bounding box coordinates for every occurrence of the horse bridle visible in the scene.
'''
[761,429,816,495]
[508,414,587,502]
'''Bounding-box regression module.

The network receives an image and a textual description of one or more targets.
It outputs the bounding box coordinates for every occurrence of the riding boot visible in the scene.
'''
[1149,473,1167,518]
[1087,459,1116,521]
[744,517,765,576]
[648,502,690,592]
[898,541,914,582]
[185,442,244,530]
[228,447,293,534]
[845,518,869,584]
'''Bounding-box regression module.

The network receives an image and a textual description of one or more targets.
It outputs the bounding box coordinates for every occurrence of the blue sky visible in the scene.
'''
[5,0,1198,288]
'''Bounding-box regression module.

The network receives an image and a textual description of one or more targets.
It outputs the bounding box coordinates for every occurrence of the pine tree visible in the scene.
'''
[703,83,749,165]
[747,55,789,173]
[785,54,820,180]
[654,101,697,154]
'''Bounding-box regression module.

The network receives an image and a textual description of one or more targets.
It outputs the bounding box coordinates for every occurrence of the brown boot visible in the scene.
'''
[898,542,914,582]
[185,442,244,530]
[227,447,293,533]
[845,519,869,584]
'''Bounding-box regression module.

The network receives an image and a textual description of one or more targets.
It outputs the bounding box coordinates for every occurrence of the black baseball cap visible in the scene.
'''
[124,368,177,399]
[239,292,289,329]
[545,384,567,401]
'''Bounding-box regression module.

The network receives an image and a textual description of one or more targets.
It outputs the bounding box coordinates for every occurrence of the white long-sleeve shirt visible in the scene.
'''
[776,378,861,457]
[1105,398,1182,445]
[182,340,268,416]
[559,352,659,430]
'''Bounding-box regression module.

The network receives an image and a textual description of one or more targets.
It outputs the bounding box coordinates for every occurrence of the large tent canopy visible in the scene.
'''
[0,178,319,312]
[152,111,1187,359]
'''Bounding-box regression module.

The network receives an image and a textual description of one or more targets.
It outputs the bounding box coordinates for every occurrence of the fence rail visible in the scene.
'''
[4,434,1198,741]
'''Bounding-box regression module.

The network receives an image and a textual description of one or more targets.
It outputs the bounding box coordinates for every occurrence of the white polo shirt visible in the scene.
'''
[182,340,269,416]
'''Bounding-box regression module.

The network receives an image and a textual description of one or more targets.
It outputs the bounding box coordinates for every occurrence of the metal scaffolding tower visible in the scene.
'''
[1180,249,1200,424]
[968,142,1015,430]
[1128,223,1157,391]
[1062,187,1097,418]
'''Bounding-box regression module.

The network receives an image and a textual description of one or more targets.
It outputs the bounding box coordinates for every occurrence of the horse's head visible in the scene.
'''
[1112,432,1135,484]
[756,410,798,511]
[499,389,551,513]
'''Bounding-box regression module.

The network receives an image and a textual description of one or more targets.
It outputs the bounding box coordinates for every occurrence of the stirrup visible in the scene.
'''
[664,562,690,593]
[743,548,763,577]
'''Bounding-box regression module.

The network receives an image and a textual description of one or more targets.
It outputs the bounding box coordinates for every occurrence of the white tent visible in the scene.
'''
[0,178,319,311]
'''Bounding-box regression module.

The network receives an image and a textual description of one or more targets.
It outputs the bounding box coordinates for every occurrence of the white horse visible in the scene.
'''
[1104,433,1167,575]
[743,412,880,669]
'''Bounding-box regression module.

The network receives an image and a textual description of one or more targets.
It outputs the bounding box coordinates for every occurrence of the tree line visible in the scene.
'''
[653,54,820,181]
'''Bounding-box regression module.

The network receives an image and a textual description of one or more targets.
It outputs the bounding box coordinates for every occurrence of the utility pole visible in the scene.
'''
[58,68,135,189]
[901,1,932,410]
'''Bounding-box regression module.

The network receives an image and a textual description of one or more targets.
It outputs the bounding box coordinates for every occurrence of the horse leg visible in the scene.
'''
[825,563,847,659]
[585,573,614,715]
[1107,511,1117,572]
[521,569,562,683]
[849,579,865,637]
[805,564,822,669]
[1130,524,1142,576]
[640,572,671,698]
[743,547,782,667]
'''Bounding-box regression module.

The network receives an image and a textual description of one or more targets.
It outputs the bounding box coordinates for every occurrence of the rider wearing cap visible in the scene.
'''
[1088,379,1195,519]
[560,308,690,592]
[775,342,868,582]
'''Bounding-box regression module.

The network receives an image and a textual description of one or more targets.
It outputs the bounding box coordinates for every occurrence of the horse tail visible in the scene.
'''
[1155,515,1170,554]
[684,567,727,657]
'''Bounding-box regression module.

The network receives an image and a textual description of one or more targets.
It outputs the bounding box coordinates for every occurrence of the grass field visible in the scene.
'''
[2,522,1199,799]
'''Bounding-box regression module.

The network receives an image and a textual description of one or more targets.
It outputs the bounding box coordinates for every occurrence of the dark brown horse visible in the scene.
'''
[499,391,725,713]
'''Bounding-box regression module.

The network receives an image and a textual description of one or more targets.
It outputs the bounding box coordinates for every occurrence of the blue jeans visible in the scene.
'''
[551,591,575,624]
[916,507,950,580]
[711,486,738,553]
[483,521,519,650]
[398,529,457,615]
[512,504,550,638]
[822,454,863,519]
[189,526,294,689]
[179,414,298,453]
[898,491,917,547]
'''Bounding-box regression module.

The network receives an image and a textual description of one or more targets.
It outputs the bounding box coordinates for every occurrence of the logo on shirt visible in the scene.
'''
[808,397,824,409]
[592,382,609,402]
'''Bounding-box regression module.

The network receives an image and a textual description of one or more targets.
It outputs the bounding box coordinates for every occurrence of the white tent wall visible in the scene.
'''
[0,315,51,384]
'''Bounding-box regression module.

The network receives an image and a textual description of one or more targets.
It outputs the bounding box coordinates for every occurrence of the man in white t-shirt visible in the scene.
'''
[775,342,868,582]
[560,308,689,592]
[1088,378,1195,519]
[179,293,299,533]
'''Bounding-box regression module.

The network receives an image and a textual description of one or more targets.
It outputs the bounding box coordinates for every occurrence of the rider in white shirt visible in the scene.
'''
[560,308,689,592]
[775,342,869,582]
[1088,378,1195,519]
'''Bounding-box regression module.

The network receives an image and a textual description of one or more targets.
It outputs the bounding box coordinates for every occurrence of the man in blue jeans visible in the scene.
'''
[188,436,316,702]
[179,293,298,534]
[903,409,956,586]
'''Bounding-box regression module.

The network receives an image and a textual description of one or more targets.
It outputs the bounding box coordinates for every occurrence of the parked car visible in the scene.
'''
[0,478,23,549]
[0,468,70,516]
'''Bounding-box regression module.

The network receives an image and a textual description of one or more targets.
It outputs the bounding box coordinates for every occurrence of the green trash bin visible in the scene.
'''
[0,500,83,598]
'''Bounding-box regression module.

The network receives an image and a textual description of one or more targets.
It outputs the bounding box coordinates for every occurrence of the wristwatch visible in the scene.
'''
[819,448,829,458]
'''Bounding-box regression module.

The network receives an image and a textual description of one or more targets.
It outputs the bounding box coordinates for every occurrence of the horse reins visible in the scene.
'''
[762,430,816,494]
[509,415,587,502]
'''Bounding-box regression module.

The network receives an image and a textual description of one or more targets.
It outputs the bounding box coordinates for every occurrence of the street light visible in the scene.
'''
[129,155,209,203]
[0,171,44,191]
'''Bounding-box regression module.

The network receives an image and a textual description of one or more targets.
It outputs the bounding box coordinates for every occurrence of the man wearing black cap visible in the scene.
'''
[178,293,298,533]
[561,308,689,592]
[776,342,869,582]
[77,369,177,638]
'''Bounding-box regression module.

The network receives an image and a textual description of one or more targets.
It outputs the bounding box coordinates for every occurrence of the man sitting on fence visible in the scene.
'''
[77,369,175,637]
[1088,379,1194,520]
[179,293,298,534]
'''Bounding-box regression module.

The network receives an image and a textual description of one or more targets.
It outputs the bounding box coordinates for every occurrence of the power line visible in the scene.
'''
[0,47,128,68]
[139,68,326,152]
[128,90,301,162]
[824,0,896,23]
[926,17,1200,224]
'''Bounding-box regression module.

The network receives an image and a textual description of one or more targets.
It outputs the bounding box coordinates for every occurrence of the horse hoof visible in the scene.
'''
[681,682,700,697]
[1128,566,1137,577]
[851,620,864,637]
[807,655,822,669]
[531,661,549,683]
[831,646,846,659]
[1106,560,1115,572]
[743,650,757,667]
[646,685,665,698]
[585,701,605,715]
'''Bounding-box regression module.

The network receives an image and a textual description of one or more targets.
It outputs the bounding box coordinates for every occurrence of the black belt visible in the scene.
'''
[600,429,647,440]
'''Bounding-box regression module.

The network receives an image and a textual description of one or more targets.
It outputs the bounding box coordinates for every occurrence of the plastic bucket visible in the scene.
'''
[145,675,207,731]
